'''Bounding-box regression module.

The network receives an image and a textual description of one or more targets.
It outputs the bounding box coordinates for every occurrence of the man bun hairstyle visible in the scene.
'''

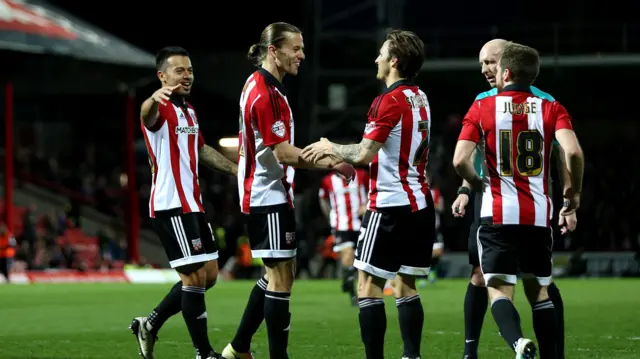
[247,22,302,66]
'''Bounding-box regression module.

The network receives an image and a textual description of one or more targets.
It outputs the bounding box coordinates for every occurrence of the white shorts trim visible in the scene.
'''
[399,264,430,276]
[484,273,518,285]
[354,259,396,280]
[251,249,297,259]
[521,273,552,286]
[169,252,219,268]
[333,241,355,252]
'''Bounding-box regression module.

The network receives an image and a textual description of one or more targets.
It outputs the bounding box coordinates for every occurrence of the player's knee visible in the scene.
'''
[263,258,295,292]
[523,278,548,304]
[204,278,217,290]
[341,247,355,267]
[177,263,207,287]
[393,273,418,298]
[486,279,515,301]
[357,270,386,298]
[470,266,485,287]
[204,260,219,289]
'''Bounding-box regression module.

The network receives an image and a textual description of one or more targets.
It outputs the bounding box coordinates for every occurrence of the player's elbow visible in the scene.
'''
[452,152,467,172]
[565,144,584,161]
[272,142,293,165]
[453,141,474,172]
[355,151,374,166]
[272,150,288,165]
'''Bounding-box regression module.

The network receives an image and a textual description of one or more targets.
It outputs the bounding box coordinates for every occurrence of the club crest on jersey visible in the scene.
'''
[285,232,295,245]
[272,120,286,138]
[364,122,376,135]
[175,126,198,135]
[191,238,203,251]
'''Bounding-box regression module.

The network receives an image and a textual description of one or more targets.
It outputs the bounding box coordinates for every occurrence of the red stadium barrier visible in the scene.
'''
[1,268,181,284]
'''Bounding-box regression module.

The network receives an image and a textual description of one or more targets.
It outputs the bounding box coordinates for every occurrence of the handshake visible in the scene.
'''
[301,138,355,182]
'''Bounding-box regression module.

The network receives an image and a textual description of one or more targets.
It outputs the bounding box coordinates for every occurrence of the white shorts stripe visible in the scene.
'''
[359,216,374,263]
[177,216,192,256]
[170,216,187,257]
[366,213,382,263]
[267,213,274,250]
[274,212,280,250]
[362,213,382,264]
[268,213,281,251]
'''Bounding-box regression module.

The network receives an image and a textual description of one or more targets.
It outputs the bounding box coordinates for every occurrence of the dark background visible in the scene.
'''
[3,0,639,271]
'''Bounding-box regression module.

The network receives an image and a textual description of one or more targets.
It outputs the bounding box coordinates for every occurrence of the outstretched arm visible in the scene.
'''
[199,144,237,176]
[301,138,383,167]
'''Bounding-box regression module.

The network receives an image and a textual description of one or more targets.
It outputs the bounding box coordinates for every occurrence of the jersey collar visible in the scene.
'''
[500,84,532,94]
[258,67,287,96]
[169,94,187,108]
[384,79,414,93]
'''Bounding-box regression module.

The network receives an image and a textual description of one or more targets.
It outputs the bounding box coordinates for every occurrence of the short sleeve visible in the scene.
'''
[363,96,401,143]
[143,104,169,132]
[553,102,573,131]
[252,95,289,147]
[458,101,482,143]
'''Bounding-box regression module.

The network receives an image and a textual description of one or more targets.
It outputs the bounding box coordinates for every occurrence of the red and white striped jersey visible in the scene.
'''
[142,97,205,218]
[363,80,432,211]
[319,168,369,231]
[458,85,574,227]
[237,68,295,214]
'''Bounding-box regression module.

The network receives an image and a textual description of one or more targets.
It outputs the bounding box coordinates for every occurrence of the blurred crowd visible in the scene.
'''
[2,113,639,275]
[0,202,130,273]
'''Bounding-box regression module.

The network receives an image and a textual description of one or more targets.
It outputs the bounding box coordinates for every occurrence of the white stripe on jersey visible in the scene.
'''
[527,97,552,226]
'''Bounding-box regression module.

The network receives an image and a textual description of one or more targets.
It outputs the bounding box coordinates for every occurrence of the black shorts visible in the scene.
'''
[477,221,553,285]
[333,230,359,252]
[152,209,219,269]
[248,204,297,259]
[354,205,435,280]
[468,192,482,266]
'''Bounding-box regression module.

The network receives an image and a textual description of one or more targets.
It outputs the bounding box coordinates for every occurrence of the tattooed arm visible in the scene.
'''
[330,138,384,166]
[199,144,238,176]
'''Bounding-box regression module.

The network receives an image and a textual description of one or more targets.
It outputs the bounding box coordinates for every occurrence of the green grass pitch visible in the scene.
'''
[0,278,638,358]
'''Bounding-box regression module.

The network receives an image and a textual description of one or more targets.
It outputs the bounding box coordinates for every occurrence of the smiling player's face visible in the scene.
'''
[160,55,194,96]
[273,32,305,76]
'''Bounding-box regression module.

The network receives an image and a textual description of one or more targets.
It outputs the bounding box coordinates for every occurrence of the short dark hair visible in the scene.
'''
[499,43,540,85]
[385,29,425,80]
[156,46,189,71]
[247,22,302,66]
